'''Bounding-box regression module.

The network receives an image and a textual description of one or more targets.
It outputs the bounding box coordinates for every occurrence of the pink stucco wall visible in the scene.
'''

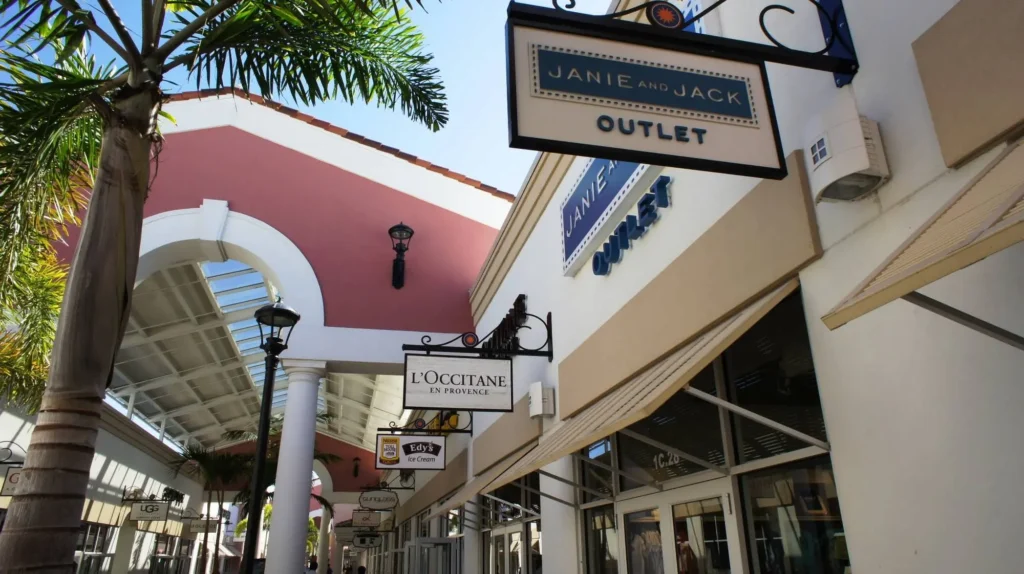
[61,126,501,333]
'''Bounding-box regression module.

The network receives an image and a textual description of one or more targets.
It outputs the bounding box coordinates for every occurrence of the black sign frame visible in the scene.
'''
[507,2,789,180]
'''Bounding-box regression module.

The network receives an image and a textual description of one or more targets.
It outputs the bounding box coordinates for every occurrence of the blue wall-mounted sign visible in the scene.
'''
[593,176,672,276]
[560,159,651,275]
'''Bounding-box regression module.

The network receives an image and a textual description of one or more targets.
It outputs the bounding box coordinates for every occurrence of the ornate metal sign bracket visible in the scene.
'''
[531,0,859,85]
[403,294,554,362]
[379,410,474,436]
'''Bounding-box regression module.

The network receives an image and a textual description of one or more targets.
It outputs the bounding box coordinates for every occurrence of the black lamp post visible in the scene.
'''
[241,300,300,573]
[389,222,414,289]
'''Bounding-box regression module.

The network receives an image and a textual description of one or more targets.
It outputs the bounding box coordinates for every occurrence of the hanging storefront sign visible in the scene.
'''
[188,519,218,533]
[507,3,786,179]
[352,510,382,528]
[353,533,382,549]
[1,466,23,496]
[130,501,170,521]
[375,434,446,470]
[358,489,400,510]
[404,354,514,412]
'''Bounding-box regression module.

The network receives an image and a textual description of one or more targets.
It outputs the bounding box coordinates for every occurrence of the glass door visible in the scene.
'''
[405,538,459,574]
[615,477,739,574]
[489,524,527,574]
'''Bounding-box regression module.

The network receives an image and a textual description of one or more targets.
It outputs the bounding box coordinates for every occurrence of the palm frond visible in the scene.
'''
[0,247,66,412]
[171,0,447,130]
[311,492,334,518]
[170,441,214,482]
[0,47,117,293]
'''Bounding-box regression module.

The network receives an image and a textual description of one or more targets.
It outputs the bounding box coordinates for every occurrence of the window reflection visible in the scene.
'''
[625,508,664,574]
[495,534,507,574]
[581,439,616,502]
[672,497,730,574]
[529,520,543,574]
[725,293,827,464]
[510,531,523,574]
[618,367,725,489]
[740,457,849,574]
[584,505,618,574]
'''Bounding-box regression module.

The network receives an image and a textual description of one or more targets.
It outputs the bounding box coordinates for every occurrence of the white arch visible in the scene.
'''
[138,199,325,327]
[313,458,335,499]
[138,199,461,366]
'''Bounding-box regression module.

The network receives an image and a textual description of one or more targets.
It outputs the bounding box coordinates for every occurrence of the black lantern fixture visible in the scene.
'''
[389,222,414,289]
[241,299,300,574]
[352,456,361,478]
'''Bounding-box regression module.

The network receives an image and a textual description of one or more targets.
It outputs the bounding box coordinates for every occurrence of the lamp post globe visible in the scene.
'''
[389,223,414,289]
[242,300,300,573]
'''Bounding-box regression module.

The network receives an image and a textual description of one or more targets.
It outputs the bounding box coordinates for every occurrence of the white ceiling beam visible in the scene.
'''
[153,389,257,421]
[120,307,255,348]
[113,360,247,396]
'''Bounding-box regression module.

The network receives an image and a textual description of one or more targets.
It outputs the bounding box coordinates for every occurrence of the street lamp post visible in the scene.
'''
[241,301,300,573]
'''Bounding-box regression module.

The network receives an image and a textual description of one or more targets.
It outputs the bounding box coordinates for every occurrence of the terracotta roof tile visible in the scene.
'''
[167,88,514,202]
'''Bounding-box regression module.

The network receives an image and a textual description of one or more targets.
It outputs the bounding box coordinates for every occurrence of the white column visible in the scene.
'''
[266,360,326,573]
[317,511,331,574]
[539,456,580,574]
[331,535,343,573]
[126,390,137,419]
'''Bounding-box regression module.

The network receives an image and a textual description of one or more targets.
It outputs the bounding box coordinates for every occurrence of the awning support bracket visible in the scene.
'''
[902,291,1024,352]
[480,492,542,520]
[618,428,728,475]
[684,387,830,451]
[573,453,663,491]
[537,469,611,501]
[507,478,579,510]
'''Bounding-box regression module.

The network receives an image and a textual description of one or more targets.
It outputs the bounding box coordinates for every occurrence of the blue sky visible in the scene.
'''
[91,0,613,195]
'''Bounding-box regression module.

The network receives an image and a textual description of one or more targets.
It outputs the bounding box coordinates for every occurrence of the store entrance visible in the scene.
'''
[405,538,460,574]
[488,524,525,574]
[615,477,739,574]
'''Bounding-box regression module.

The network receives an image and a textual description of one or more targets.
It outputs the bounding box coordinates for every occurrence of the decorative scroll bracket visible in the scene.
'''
[362,473,417,492]
[402,294,554,362]
[379,410,474,436]
[537,0,859,82]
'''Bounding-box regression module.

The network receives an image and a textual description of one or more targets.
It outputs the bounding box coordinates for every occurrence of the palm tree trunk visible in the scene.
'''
[0,88,157,572]
[213,490,225,574]
[202,488,213,574]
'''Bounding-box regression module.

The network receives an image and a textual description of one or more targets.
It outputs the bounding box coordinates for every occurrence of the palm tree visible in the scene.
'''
[172,443,252,574]
[0,0,445,568]
[235,497,333,559]
[224,413,340,518]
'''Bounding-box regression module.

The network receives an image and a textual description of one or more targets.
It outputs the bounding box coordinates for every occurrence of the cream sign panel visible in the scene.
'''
[508,16,786,179]
[404,354,514,412]
[375,434,446,470]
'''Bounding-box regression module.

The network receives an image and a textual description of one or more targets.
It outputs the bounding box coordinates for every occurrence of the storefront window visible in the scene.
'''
[76,522,116,574]
[443,506,463,537]
[724,293,827,464]
[490,480,524,524]
[494,534,507,574]
[580,438,615,502]
[482,531,492,574]
[583,505,618,574]
[618,367,725,489]
[528,521,542,574]
[417,510,430,538]
[510,531,522,574]
[740,457,848,574]
[625,508,664,574]
[672,497,730,574]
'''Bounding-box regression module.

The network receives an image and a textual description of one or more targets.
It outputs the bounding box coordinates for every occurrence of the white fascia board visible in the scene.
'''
[161,96,511,228]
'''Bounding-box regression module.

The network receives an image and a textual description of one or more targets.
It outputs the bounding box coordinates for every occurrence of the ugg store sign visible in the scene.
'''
[404,354,513,412]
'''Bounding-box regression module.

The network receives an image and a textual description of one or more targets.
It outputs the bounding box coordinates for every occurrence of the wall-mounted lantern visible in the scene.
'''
[352,456,361,478]
[389,222,414,289]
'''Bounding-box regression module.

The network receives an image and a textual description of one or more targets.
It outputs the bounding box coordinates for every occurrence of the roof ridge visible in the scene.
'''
[166,88,515,203]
